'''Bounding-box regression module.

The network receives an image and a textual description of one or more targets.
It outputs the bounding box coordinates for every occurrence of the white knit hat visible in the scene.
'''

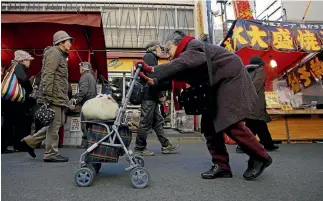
[14,50,34,62]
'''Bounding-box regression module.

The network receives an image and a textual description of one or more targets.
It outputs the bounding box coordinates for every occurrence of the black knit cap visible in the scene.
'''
[249,56,264,66]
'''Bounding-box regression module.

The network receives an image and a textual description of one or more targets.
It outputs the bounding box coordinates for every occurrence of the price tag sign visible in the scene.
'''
[96,84,102,94]
[71,84,79,96]
[70,117,81,132]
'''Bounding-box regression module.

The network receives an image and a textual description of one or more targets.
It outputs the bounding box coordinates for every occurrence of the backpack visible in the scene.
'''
[129,78,145,105]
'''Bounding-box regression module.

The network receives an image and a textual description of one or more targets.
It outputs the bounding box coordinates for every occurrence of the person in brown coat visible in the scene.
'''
[236,56,279,153]
[135,30,272,181]
[22,31,73,162]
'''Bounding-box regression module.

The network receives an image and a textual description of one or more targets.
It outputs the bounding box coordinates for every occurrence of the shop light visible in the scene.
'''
[270,59,277,68]
[66,58,69,61]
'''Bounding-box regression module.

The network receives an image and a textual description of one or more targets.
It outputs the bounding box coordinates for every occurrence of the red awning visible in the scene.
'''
[1,12,107,81]
[235,47,305,89]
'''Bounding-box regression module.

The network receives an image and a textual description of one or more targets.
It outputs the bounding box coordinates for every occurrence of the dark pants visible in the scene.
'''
[203,117,269,171]
[1,101,32,151]
[135,100,170,151]
[245,119,275,148]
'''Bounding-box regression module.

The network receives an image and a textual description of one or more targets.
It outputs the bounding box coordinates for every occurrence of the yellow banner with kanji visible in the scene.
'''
[221,19,323,53]
[286,53,323,93]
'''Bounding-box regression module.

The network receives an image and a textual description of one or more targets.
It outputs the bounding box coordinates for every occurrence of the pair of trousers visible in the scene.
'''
[135,100,170,151]
[203,119,269,171]
[245,119,275,148]
[24,105,65,159]
[1,101,32,151]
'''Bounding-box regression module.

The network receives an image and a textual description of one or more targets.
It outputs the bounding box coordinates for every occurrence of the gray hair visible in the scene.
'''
[165,30,186,46]
[145,40,161,52]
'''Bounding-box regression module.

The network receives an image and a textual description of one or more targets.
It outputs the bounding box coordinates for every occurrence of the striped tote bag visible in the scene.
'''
[1,65,26,103]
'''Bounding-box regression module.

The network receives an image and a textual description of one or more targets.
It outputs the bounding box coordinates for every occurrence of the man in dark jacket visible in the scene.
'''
[236,56,279,153]
[134,41,179,156]
[75,62,97,106]
[73,61,97,146]
[22,30,73,162]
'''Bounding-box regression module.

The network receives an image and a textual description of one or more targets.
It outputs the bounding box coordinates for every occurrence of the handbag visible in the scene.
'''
[179,43,214,115]
[35,104,56,127]
[82,94,119,120]
[1,65,26,103]
[129,79,145,105]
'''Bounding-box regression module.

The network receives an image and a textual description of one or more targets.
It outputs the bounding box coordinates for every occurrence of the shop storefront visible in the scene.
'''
[1,11,108,147]
[222,19,323,142]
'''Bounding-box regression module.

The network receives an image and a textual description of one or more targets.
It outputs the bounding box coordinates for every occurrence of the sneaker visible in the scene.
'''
[134,149,155,156]
[44,155,69,163]
[161,144,179,154]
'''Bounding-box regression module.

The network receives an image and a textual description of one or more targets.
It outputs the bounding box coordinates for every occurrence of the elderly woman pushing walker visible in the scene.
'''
[135,30,272,180]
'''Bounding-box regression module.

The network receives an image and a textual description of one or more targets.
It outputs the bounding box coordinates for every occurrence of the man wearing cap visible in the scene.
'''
[74,62,97,106]
[236,56,279,153]
[134,41,179,156]
[72,62,97,146]
[22,31,73,162]
[2,50,34,153]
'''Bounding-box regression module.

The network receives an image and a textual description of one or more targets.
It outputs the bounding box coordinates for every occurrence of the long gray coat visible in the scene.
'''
[246,64,272,123]
[147,39,258,133]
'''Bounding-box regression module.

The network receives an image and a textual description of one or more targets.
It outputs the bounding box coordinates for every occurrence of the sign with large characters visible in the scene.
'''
[222,19,323,53]
[286,53,323,93]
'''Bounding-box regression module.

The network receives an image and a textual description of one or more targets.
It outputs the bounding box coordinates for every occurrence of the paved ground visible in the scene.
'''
[2,142,323,201]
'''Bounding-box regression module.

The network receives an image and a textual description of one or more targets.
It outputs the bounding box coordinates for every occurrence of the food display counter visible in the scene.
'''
[267,109,323,143]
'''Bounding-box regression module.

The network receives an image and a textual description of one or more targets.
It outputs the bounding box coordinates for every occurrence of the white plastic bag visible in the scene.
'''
[82,94,119,120]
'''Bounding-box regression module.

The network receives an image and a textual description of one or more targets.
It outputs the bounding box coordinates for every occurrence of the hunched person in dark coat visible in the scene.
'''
[134,41,179,156]
[236,56,279,153]
[135,30,272,181]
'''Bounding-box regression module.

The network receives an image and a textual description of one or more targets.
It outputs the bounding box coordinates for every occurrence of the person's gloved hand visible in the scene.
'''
[134,60,154,73]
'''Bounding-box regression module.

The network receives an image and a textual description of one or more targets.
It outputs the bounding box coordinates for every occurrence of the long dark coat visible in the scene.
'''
[246,64,272,123]
[147,39,258,133]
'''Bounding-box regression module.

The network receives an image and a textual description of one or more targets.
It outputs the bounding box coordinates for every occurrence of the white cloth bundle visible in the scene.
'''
[82,94,119,120]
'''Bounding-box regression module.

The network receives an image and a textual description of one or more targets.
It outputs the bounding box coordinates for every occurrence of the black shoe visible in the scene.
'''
[236,146,245,153]
[243,156,272,180]
[201,164,233,179]
[265,145,279,152]
[21,140,36,158]
[44,155,69,163]
[1,149,15,154]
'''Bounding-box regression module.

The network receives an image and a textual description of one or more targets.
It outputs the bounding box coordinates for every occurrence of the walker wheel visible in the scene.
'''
[129,167,149,189]
[134,156,145,167]
[87,164,97,175]
[75,167,94,187]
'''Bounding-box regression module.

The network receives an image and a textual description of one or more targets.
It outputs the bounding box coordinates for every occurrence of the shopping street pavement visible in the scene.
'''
[2,141,323,201]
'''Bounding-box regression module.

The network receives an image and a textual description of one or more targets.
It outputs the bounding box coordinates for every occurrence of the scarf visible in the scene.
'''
[173,36,195,59]
[171,35,195,110]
